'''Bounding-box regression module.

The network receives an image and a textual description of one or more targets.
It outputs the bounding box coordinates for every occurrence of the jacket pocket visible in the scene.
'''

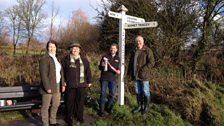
[138,68,149,80]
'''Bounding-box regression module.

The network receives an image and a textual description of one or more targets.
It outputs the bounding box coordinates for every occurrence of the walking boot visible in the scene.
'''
[106,103,114,114]
[132,95,142,113]
[99,104,105,117]
[65,116,73,126]
[142,96,150,115]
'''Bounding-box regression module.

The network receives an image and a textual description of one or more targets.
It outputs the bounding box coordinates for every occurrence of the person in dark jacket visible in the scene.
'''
[39,40,66,126]
[62,41,92,125]
[98,43,120,116]
[127,35,155,115]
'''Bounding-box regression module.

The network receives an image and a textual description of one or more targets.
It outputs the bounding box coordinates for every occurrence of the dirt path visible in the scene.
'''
[0,114,95,126]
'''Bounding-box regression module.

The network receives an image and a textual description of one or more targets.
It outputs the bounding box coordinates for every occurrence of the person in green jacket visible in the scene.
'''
[39,40,66,126]
[127,35,155,115]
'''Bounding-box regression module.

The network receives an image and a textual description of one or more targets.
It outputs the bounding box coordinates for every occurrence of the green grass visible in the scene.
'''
[84,93,192,126]
[0,45,43,56]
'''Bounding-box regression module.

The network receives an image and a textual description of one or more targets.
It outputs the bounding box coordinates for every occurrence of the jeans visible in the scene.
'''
[99,80,116,105]
[134,80,150,97]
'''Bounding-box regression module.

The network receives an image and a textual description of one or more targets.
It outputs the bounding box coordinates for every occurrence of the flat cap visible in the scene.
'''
[69,41,81,48]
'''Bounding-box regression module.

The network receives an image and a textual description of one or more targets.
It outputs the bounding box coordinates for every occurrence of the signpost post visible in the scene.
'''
[108,5,158,105]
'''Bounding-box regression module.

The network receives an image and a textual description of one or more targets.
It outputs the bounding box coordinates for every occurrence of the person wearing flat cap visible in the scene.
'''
[61,41,92,125]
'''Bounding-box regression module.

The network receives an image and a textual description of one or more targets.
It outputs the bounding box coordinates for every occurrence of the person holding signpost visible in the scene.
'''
[39,40,66,126]
[98,43,120,116]
[127,35,155,115]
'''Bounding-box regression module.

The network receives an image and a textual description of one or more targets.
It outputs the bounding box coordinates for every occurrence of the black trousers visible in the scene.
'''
[65,87,86,123]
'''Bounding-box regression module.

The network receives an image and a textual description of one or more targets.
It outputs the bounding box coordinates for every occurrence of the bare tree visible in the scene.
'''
[0,11,10,46]
[5,5,22,56]
[16,0,46,55]
[191,0,224,74]
[154,0,198,64]
[61,9,89,43]
[0,11,3,31]
[49,1,59,40]
[0,11,5,44]
[60,9,100,53]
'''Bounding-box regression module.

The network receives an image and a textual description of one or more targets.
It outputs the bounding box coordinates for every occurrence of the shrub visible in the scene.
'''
[0,55,40,86]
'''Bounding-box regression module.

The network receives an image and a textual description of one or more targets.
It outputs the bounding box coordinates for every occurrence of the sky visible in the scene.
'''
[0,0,104,24]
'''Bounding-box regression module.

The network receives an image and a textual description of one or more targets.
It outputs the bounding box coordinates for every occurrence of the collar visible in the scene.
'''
[136,45,146,51]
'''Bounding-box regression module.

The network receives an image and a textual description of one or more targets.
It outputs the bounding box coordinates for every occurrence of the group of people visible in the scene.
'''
[39,41,91,126]
[39,35,155,126]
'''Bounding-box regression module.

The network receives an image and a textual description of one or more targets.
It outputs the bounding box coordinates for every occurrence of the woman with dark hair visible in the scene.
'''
[39,40,66,126]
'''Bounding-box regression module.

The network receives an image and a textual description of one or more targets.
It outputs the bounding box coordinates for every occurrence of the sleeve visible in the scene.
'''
[98,56,105,70]
[61,56,68,80]
[116,57,120,70]
[139,48,155,76]
[144,48,155,69]
[127,52,134,77]
[39,57,51,91]
[60,64,65,87]
[85,58,92,84]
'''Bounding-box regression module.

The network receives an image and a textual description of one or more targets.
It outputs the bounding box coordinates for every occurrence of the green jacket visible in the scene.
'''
[39,53,65,94]
[127,45,155,80]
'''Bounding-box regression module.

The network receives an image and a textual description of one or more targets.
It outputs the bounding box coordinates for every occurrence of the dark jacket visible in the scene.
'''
[127,45,155,80]
[99,53,120,81]
[62,54,92,88]
[39,53,65,94]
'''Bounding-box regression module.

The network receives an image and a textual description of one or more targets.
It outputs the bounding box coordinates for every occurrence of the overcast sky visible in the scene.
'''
[0,0,103,24]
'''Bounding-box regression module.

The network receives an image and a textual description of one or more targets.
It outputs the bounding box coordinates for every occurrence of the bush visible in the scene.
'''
[0,55,40,86]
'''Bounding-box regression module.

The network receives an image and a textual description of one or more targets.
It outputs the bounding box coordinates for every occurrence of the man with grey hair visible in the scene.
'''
[127,35,155,115]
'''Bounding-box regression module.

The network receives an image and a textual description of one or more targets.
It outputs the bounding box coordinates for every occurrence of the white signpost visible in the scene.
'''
[108,11,121,19]
[125,22,158,29]
[108,5,158,105]
[126,15,145,23]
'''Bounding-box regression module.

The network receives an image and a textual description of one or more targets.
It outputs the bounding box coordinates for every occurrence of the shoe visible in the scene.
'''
[65,117,73,126]
[66,122,73,126]
[132,106,141,113]
[142,96,150,115]
[99,104,105,117]
[132,95,143,113]
[106,103,113,114]
[99,111,105,117]
[66,123,73,126]
[77,119,84,123]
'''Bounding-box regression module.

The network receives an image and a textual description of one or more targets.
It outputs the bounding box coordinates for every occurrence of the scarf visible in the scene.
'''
[70,54,85,83]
